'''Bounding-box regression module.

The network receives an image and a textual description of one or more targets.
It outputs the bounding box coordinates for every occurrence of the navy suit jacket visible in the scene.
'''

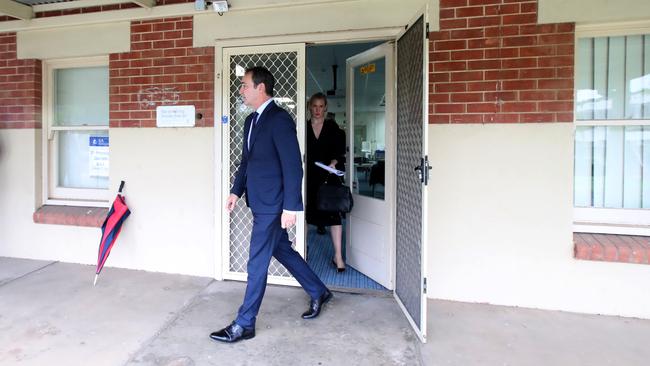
[231,101,304,214]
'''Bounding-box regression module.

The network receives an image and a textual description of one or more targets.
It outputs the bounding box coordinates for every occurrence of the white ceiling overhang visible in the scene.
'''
[0,0,155,21]
[0,0,35,20]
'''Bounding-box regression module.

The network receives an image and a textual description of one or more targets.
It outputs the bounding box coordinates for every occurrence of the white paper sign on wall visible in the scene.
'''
[156,105,196,127]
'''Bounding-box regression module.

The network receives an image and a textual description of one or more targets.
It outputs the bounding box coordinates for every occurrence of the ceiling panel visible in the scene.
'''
[14,0,77,5]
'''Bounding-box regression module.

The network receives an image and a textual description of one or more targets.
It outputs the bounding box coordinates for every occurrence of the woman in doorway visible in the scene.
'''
[306,92,347,272]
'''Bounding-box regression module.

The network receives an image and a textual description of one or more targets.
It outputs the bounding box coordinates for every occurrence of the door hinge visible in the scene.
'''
[423,277,427,294]
[426,22,430,38]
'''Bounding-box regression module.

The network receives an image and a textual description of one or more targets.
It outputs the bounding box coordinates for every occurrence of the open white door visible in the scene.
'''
[345,43,395,290]
[394,7,430,343]
[219,44,307,286]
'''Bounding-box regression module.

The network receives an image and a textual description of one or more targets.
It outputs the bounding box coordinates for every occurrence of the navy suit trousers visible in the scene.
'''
[235,213,327,329]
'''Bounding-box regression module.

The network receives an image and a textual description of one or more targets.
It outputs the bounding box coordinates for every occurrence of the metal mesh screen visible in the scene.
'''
[227,51,299,278]
[395,16,425,328]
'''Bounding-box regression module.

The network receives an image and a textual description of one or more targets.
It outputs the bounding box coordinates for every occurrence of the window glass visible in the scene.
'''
[574,34,650,211]
[576,35,650,120]
[54,67,109,126]
[58,131,109,189]
[352,57,386,200]
[575,126,649,208]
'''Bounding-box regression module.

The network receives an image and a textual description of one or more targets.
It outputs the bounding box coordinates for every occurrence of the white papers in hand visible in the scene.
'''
[315,161,344,176]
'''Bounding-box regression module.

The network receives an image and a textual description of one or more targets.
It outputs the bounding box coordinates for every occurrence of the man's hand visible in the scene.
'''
[329,159,338,169]
[225,193,239,213]
[281,212,296,229]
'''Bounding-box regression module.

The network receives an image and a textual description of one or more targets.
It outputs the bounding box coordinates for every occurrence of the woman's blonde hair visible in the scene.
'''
[308,92,328,107]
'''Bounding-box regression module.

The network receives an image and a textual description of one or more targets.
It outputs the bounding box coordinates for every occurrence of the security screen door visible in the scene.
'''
[394,9,430,343]
[221,44,306,286]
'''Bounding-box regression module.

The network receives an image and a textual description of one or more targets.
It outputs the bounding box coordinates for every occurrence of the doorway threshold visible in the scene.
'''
[307,226,388,292]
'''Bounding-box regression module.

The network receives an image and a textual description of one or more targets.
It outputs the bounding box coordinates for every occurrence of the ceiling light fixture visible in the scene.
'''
[211,0,229,14]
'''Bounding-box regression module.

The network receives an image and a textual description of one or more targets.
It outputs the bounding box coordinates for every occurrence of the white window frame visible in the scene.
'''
[574,21,650,236]
[42,56,111,207]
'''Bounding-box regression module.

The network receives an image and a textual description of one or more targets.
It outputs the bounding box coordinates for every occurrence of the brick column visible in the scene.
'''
[429,0,574,124]
[109,17,214,128]
[0,32,42,129]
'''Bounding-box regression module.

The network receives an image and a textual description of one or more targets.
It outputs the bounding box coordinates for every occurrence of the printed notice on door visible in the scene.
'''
[89,136,109,177]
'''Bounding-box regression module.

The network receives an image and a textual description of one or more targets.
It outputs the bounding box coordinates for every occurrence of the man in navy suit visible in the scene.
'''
[210,66,332,343]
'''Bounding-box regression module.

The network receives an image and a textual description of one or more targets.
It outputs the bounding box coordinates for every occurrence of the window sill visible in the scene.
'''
[33,205,108,228]
[574,232,650,265]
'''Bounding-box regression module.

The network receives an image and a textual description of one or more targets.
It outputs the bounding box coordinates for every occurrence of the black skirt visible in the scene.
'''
[306,202,342,227]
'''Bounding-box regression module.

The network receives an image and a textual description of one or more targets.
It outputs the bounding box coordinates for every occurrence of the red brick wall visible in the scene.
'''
[429,0,574,124]
[109,16,214,128]
[0,33,42,129]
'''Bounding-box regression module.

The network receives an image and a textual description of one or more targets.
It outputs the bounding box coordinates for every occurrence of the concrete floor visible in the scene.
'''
[1,257,649,366]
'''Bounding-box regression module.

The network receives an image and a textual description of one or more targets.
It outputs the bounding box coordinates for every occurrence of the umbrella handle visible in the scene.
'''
[118,180,125,194]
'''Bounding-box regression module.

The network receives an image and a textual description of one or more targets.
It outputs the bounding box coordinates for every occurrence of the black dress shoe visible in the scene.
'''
[331,259,346,273]
[209,322,255,343]
[302,290,333,319]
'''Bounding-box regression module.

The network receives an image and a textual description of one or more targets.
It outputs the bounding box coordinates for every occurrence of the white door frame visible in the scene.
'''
[212,29,401,281]
[216,43,306,286]
[345,42,396,290]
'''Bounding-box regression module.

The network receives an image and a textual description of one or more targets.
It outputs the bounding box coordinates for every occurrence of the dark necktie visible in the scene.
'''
[248,112,259,151]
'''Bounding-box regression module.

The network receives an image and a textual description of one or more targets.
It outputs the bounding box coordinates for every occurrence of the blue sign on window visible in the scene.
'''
[89,136,109,147]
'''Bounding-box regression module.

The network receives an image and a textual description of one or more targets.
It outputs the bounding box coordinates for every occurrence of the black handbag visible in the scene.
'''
[317,176,354,213]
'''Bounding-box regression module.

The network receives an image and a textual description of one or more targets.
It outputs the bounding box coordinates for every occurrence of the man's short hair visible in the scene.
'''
[246,66,275,97]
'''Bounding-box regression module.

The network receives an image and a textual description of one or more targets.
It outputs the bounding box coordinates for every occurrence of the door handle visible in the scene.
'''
[414,157,432,185]
[414,163,423,183]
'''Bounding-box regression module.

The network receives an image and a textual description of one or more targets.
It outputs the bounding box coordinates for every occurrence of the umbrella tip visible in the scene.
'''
[93,274,98,286]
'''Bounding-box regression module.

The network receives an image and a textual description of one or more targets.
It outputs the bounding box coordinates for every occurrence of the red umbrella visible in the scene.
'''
[94,180,131,285]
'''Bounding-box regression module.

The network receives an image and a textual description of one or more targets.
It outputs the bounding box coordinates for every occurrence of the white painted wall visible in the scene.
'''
[194,0,439,46]
[17,22,130,60]
[107,127,215,276]
[0,129,99,263]
[539,0,650,24]
[426,123,650,319]
[0,128,216,278]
